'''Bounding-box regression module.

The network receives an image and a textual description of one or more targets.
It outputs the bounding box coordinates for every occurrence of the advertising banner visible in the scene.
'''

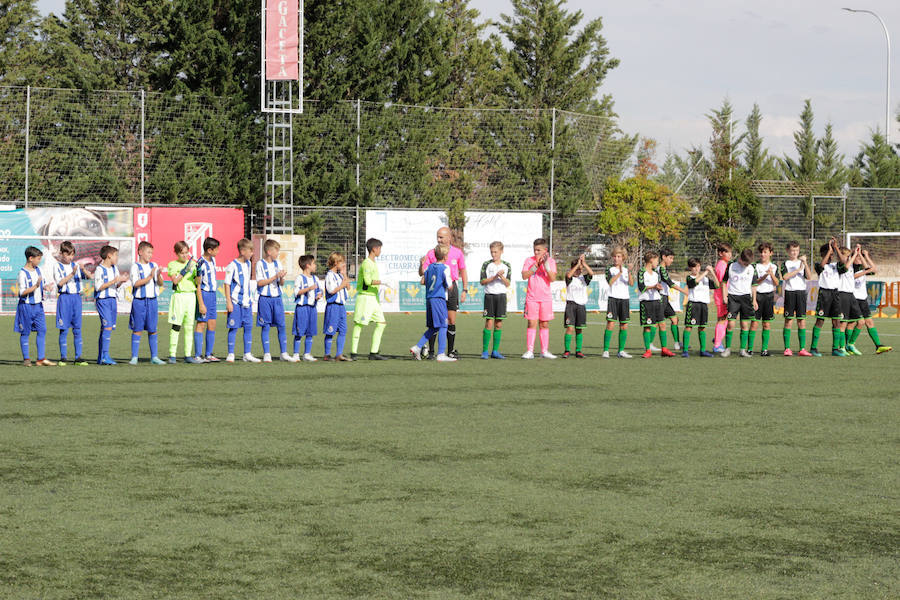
[265,0,300,80]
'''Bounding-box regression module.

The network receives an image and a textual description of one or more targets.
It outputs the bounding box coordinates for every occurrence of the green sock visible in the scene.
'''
[659,329,668,347]
[811,326,821,349]
[783,327,791,349]
[618,329,627,352]
[798,328,806,348]
[740,329,748,350]
[725,329,733,348]
[682,328,691,351]
[672,324,680,344]
[832,327,840,350]
[492,328,502,351]
[643,329,652,349]
[482,329,491,353]
[371,322,386,353]
[848,327,861,345]
[867,326,881,346]
[603,329,613,352]
[650,327,657,346]
[698,329,707,352]
[575,332,583,352]
[564,333,572,352]
[351,324,363,353]
[747,329,756,351]
[761,329,770,351]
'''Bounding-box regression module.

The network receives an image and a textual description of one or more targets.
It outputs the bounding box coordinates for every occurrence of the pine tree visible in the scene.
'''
[817,122,846,192]
[849,130,900,188]
[780,99,819,182]
[742,103,778,180]
[0,0,44,85]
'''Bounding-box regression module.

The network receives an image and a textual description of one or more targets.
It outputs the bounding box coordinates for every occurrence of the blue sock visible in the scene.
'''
[73,327,83,359]
[193,331,203,357]
[36,328,45,360]
[304,336,313,355]
[293,336,301,355]
[324,335,333,356]
[102,328,112,359]
[59,330,68,360]
[438,327,447,355]
[261,325,270,355]
[131,333,141,358]
[149,332,158,358]
[335,331,346,356]
[278,327,287,355]
[205,329,215,356]
[20,333,29,360]
[97,330,104,362]
[227,328,237,354]
[416,331,431,348]
[243,327,252,354]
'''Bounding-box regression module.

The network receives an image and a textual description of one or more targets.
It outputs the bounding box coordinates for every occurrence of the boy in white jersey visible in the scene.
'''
[603,246,632,358]
[681,258,719,357]
[256,239,294,362]
[15,246,54,366]
[94,245,129,365]
[638,251,673,358]
[750,242,779,356]
[322,251,353,361]
[780,241,813,356]
[846,246,892,355]
[293,254,322,362]
[224,238,260,363]
[480,241,511,359]
[563,254,593,358]
[54,241,89,365]
[194,237,221,362]
[809,238,843,357]
[721,247,759,358]
[834,245,861,356]
[128,241,165,365]
[658,248,688,351]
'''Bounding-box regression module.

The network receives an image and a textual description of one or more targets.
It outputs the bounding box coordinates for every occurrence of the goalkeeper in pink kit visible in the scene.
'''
[521,238,557,359]
[712,243,732,352]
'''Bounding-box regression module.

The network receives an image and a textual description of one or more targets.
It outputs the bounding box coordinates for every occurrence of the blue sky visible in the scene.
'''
[36,0,900,160]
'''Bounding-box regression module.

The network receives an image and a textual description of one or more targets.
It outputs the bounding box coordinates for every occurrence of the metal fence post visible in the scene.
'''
[809,193,816,258]
[24,86,31,209]
[355,204,360,277]
[356,99,361,188]
[549,108,556,254]
[140,90,146,207]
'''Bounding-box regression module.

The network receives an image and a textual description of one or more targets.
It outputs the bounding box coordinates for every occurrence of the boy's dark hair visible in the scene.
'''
[137,241,153,252]
[716,243,732,254]
[757,241,773,253]
[99,245,117,260]
[203,237,220,252]
[366,238,382,253]
[786,241,800,250]
[643,251,658,263]
[533,238,549,249]
[819,242,831,258]
[173,240,189,254]
[687,257,700,268]
[570,257,580,268]
[25,245,43,259]
[59,241,75,255]
[659,247,674,258]
[739,248,754,263]
[298,254,315,270]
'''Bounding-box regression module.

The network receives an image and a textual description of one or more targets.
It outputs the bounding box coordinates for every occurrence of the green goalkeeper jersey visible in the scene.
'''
[357,258,380,297]
[167,259,198,293]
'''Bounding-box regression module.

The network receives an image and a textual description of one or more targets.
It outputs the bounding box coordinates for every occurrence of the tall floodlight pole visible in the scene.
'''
[843,8,892,145]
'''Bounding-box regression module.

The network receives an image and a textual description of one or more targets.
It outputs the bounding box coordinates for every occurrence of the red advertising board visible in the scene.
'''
[266,0,300,81]
[134,207,245,278]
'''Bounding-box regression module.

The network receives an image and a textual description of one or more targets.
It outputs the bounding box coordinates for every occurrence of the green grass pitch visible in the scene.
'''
[2,313,898,599]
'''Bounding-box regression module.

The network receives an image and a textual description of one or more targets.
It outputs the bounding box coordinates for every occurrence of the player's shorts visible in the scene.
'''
[129,297,159,333]
[856,298,871,319]
[447,281,460,312]
[564,301,587,328]
[815,288,842,320]
[783,289,807,319]
[755,292,775,321]
[685,301,709,327]
[353,293,385,326]
[426,297,449,329]
[483,293,507,320]
[95,297,118,329]
[14,302,46,334]
[323,303,348,336]
[293,304,318,337]
[524,298,553,322]
[195,290,217,322]
[168,292,196,327]
[661,295,677,318]
[606,297,630,323]
[227,304,252,329]
[257,295,286,328]
[56,292,83,330]
[727,294,754,321]
[839,291,861,322]
[639,300,664,326]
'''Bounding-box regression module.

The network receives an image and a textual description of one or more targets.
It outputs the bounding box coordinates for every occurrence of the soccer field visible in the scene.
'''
[2,313,898,599]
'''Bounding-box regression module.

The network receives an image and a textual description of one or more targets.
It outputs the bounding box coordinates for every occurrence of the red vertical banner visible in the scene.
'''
[134,208,151,262]
[266,0,300,81]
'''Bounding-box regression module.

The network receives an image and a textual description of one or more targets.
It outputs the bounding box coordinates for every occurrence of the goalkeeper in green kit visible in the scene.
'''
[350,238,388,360]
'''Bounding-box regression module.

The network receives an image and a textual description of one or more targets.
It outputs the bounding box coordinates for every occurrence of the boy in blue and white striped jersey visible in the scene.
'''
[224,238,260,363]
[54,241,88,365]
[129,241,165,365]
[194,237,221,362]
[15,246,54,366]
[322,251,352,361]
[256,239,296,362]
[293,254,322,362]
[94,245,130,365]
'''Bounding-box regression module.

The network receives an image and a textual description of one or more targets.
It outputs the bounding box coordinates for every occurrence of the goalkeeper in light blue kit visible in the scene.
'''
[409,245,457,362]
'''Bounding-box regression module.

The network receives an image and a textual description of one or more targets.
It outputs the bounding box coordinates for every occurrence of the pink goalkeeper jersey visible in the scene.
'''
[424,245,466,281]
[714,259,728,305]
[523,256,556,302]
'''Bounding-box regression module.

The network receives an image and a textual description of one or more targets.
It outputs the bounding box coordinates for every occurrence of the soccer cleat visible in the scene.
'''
[99,357,117,366]
[797,349,812,357]
[23,359,32,367]
[720,348,732,357]
[128,357,139,365]
[521,351,534,359]
[575,351,586,359]
[713,345,725,353]
[74,359,89,366]
[410,346,423,360]
[436,353,457,362]
[205,355,221,363]
[57,360,67,366]
[809,348,822,357]
[490,351,506,360]
[541,351,557,359]
[368,353,388,360]
[302,353,317,362]
[480,351,490,359]
[760,350,770,357]
[243,353,262,363]
[617,351,633,359]
[262,353,273,363]
[192,356,206,363]
[562,351,571,359]
[831,349,848,357]
[420,346,429,359]
[739,349,751,358]
[641,350,652,359]
[448,349,460,359]
[700,351,714,357]
[674,341,682,351]
[168,356,178,364]
[661,348,675,357]
[35,359,57,366]
[336,354,353,361]
[282,352,300,362]
[225,353,235,363]
[292,353,301,362]
[783,348,793,357]
[602,351,610,358]
[151,356,166,365]
[350,353,359,360]
[876,345,893,354]
[747,351,754,357]
[322,355,332,362]
[185,356,204,364]
[681,351,689,358]
[846,345,863,356]
[649,344,661,352]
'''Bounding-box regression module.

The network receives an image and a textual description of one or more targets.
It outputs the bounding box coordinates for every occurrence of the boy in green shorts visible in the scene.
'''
[167,240,203,364]
[351,238,388,360]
